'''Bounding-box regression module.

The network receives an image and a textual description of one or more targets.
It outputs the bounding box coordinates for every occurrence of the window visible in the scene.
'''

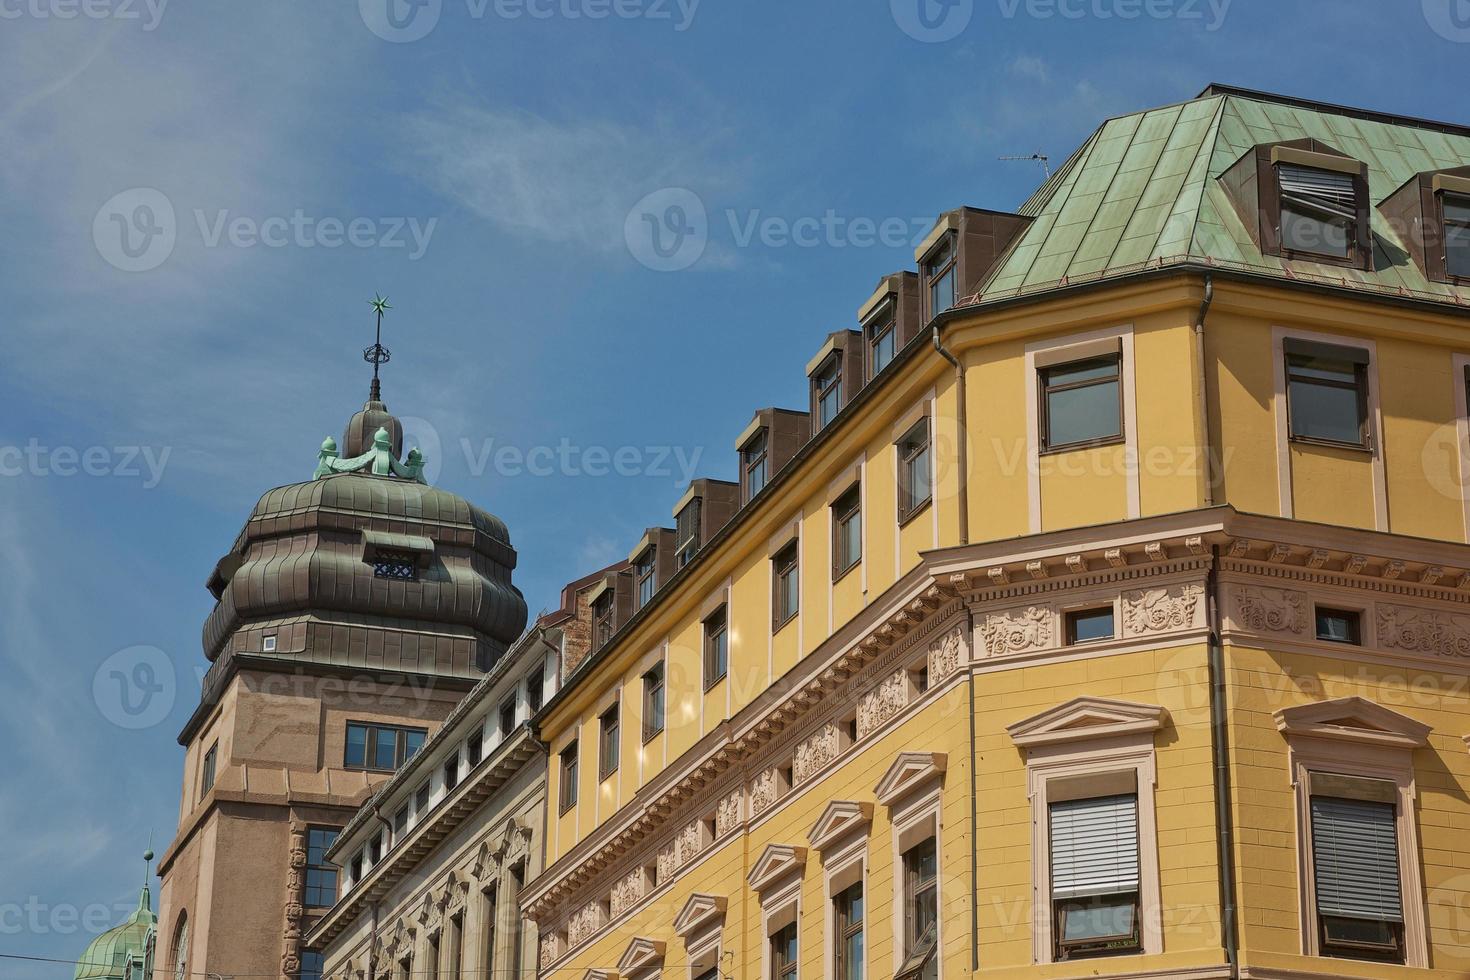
[703,606,729,689]
[369,832,383,865]
[835,882,864,980]
[350,849,364,884]
[832,484,861,577]
[262,634,277,652]
[770,922,798,980]
[169,916,188,980]
[1445,193,1470,279]
[1049,794,1142,961]
[599,702,620,779]
[898,839,938,980]
[1278,164,1357,260]
[525,668,543,713]
[500,699,517,737]
[815,356,842,429]
[1065,607,1115,645]
[1041,355,1122,451]
[446,913,464,980]
[1286,340,1369,447]
[923,235,956,318]
[642,663,665,742]
[466,729,483,767]
[1310,790,1404,962]
[635,548,657,608]
[298,951,323,980]
[1315,607,1361,645]
[592,590,615,651]
[415,780,431,815]
[743,429,770,500]
[396,953,412,980]
[480,886,497,980]
[443,751,460,793]
[867,307,896,376]
[200,743,217,797]
[772,541,799,628]
[372,550,418,580]
[676,498,702,568]
[393,804,409,841]
[559,741,579,812]
[897,419,931,521]
[427,931,440,980]
[344,722,427,772]
[304,826,341,908]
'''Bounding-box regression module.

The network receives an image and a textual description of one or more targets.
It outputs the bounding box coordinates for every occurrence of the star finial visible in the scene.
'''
[370,293,391,317]
[363,293,393,401]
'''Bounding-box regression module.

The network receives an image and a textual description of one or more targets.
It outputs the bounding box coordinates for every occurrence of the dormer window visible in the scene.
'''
[814,356,842,429]
[922,234,956,319]
[634,547,657,608]
[1444,193,1470,279]
[742,429,769,500]
[1278,164,1357,260]
[592,590,615,650]
[866,303,897,375]
[675,498,701,568]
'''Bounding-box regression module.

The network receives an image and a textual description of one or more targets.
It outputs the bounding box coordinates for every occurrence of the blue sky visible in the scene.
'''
[2,0,1468,974]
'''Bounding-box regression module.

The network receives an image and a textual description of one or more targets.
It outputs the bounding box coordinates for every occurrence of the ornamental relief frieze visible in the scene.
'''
[928,626,965,684]
[793,722,840,784]
[609,868,646,918]
[1122,584,1203,635]
[1232,586,1308,634]
[980,606,1052,656]
[539,934,558,971]
[1378,604,1470,659]
[716,788,743,836]
[566,901,603,948]
[750,767,780,816]
[856,669,908,738]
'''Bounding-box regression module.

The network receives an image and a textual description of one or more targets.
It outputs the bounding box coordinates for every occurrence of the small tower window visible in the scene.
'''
[372,550,418,580]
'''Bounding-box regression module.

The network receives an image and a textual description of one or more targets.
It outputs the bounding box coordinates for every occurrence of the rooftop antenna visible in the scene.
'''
[364,293,392,401]
[999,152,1051,178]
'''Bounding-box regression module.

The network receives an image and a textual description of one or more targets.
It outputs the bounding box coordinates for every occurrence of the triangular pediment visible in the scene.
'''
[673,893,728,938]
[584,970,618,980]
[616,937,666,975]
[746,844,807,892]
[807,800,874,851]
[1006,697,1166,748]
[874,752,947,806]
[1275,696,1430,749]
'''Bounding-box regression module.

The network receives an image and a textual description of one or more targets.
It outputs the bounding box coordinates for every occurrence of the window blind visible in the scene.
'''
[1310,796,1402,922]
[1279,164,1357,215]
[1049,794,1140,899]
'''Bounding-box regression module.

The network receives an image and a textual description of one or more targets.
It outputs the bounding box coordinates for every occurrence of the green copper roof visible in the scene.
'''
[75,883,154,980]
[975,86,1470,305]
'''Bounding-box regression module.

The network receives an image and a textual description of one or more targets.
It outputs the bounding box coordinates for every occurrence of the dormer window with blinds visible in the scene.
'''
[1048,794,1143,960]
[1279,164,1358,260]
[675,498,701,568]
[1309,785,1405,963]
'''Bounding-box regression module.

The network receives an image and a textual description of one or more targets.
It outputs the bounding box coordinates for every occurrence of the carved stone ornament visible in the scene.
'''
[609,868,646,918]
[1122,584,1202,635]
[928,626,964,684]
[471,841,500,883]
[539,934,558,970]
[793,723,840,784]
[1233,587,1307,634]
[715,789,743,837]
[1378,604,1470,659]
[656,840,679,882]
[980,606,1052,656]
[856,669,908,738]
[676,820,704,865]
[750,768,780,816]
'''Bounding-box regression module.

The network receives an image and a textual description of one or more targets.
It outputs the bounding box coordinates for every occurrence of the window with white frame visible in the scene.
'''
[1308,780,1404,962]
[896,838,938,980]
[1048,793,1142,960]
[1285,338,1370,448]
[770,922,798,980]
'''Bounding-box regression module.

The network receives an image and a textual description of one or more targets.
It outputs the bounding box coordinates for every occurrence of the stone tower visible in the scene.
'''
[155,387,528,980]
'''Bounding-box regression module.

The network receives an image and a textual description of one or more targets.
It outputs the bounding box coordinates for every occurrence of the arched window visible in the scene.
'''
[171,914,189,980]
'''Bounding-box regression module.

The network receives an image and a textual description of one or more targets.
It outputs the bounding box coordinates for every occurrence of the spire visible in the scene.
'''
[138,849,154,915]
[364,293,392,402]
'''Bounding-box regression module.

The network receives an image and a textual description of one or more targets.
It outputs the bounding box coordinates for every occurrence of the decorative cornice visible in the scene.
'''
[1007,697,1167,749]
[806,800,874,852]
[747,844,807,893]
[874,752,947,806]
[1274,696,1431,749]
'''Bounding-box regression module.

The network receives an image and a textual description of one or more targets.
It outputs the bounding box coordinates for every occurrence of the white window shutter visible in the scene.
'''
[1048,794,1140,899]
[1311,796,1403,923]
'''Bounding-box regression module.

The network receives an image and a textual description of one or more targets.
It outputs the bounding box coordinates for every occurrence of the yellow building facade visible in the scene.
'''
[520,86,1470,980]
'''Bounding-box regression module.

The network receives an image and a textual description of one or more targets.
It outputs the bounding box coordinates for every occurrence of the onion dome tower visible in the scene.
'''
[74,852,157,980]
[157,297,527,980]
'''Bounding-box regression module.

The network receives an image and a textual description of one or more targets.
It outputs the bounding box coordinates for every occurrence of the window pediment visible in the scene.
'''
[806,800,873,852]
[1274,696,1430,749]
[616,937,665,975]
[673,892,728,938]
[747,844,807,893]
[1006,696,1166,748]
[874,752,947,806]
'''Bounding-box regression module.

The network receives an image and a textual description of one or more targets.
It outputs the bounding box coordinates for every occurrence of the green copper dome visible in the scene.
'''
[75,880,155,980]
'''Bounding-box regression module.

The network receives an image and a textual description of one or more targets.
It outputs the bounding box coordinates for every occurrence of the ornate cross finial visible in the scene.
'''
[364,293,392,401]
